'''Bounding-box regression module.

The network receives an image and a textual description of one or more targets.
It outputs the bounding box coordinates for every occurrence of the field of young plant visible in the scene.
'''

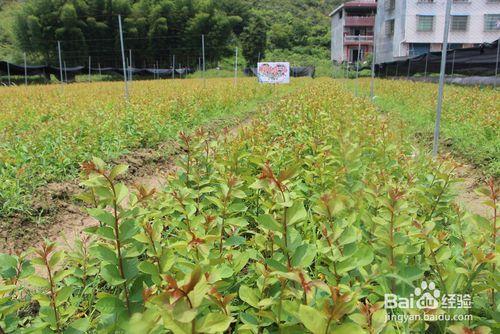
[0,79,290,220]
[0,79,497,333]
[354,79,499,177]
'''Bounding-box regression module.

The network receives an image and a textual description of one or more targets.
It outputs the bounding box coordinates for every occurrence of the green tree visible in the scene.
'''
[240,14,267,66]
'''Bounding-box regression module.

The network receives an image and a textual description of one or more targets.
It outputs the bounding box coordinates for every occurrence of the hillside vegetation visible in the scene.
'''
[0,0,345,67]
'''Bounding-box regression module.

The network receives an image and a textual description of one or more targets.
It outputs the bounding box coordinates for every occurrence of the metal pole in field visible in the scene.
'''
[57,41,64,84]
[407,58,411,79]
[156,61,159,79]
[432,0,452,157]
[98,62,102,77]
[129,49,133,83]
[202,34,206,86]
[234,47,238,86]
[64,61,68,83]
[23,52,27,86]
[118,14,129,100]
[494,41,499,90]
[172,55,175,79]
[355,39,361,96]
[88,56,91,83]
[424,53,429,78]
[7,61,11,86]
[451,50,456,79]
[370,43,376,99]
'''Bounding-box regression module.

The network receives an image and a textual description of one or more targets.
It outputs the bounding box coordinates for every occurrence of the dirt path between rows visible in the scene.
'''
[0,106,492,254]
[0,116,253,254]
[453,162,492,218]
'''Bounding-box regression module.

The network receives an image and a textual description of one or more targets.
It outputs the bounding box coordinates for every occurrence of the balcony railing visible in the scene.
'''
[344,35,374,43]
[345,16,375,26]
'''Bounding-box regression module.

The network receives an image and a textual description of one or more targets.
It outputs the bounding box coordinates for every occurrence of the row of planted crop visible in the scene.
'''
[351,78,499,177]
[0,78,288,219]
[0,79,497,333]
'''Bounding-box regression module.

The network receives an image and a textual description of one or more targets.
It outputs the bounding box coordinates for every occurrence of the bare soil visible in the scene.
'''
[0,114,492,254]
[0,119,248,254]
[0,146,179,254]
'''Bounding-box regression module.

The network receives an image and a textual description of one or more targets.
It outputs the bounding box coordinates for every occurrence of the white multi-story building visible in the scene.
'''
[374,0,500,63]
[330,0,378,63]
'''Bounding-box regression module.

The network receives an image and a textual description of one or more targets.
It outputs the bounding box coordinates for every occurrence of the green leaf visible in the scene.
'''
[95,295,126,314]
[115,183,129,204]
[110,164,129,180]
[138,261,160,281]
[87,208,115,227]
[92,245,118,265]
[65,317,90,334]
[196,313,232,333]
[225,235,246,247]
[371,309,387,334]
[291,244,316,268]
[56,286,74,305]
[101,264,126,286]
[239,285,260,308]
[286,200,307,225]
[256,214,281,232]
[329,322,365,334]
[435,246,451,262]
[27,275,50,288]
[49,251,65,268]
[226,217,248,227]
[298,305,327,334]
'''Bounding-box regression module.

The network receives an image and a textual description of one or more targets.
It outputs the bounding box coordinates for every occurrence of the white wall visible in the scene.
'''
[331,11,345,62]
[375,0,500,63]
[405,0,500,45]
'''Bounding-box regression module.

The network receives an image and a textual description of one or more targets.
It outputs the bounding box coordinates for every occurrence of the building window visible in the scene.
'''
[409,43,430,57]
[417,15,434,31]
[385,19,395,36]
[448,43,463,50]
[484,14,500,31]
[385,0,395,11]
[451,15,468,31]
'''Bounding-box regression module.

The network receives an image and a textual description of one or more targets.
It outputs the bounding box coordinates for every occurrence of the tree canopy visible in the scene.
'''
[3,0,345,67]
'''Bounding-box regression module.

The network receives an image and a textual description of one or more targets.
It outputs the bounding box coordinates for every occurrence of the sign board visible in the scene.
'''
[257,62,290,84]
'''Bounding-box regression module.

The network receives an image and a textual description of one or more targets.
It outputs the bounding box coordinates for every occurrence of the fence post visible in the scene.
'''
[494,41,499,90]
[202,34,206,86]
[23,52,27,86]
[57,41,64,85]
[64,61,68,83]
[234,47,238,86]
[424,53,429,78]
[98,63,102,77]
[118,14,129,101]
[156,61,159,79]
[172,55,175,79]
[451,50,456,79]
[407,58,411,79]
[129,49,133,83]
[355,40,361,96]
[432,0,452,157]
[370,43,376,99]
[7,61,11,86]
[88,56,91,83]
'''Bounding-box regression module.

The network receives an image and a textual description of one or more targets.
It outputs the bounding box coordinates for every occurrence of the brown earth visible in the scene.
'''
[0,118,249,254]
[0,114,492,254]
